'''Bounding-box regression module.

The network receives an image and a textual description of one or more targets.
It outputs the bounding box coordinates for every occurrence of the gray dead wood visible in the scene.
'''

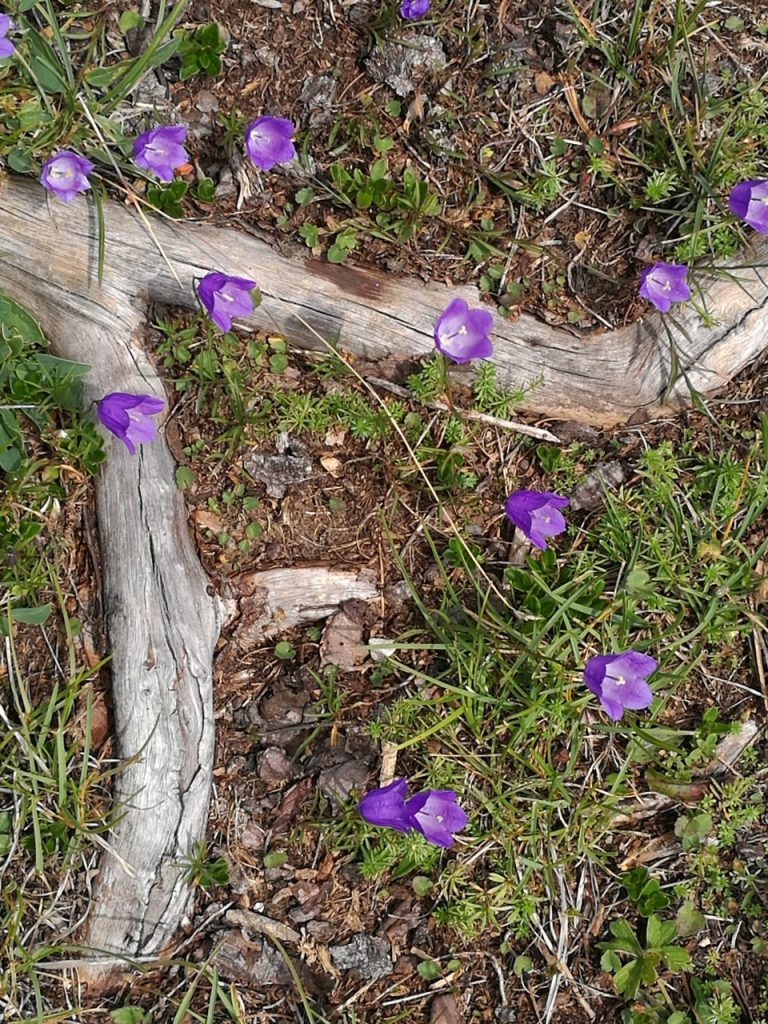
[3,176,768,427]
[0,172,766,978]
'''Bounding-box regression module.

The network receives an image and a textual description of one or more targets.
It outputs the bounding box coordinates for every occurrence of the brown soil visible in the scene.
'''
[160,0,768,333]
[7,343,766,1023]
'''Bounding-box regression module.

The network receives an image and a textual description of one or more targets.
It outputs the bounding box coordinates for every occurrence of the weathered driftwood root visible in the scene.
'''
[1,172,768,978]
[4,176,768,427]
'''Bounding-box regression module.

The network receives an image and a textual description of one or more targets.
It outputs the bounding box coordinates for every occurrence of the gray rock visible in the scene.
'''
[330,933,393,980]
[366,34,447,97]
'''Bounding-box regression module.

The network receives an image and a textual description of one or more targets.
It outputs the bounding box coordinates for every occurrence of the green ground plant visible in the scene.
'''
[324,427,768,1005]
[0,292,103,610]
[0,612,114,1018]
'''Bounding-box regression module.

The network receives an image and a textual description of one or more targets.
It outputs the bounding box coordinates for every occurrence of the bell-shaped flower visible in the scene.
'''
[728,179,768,234]
[433,297,493,363]
[244,116,296,171]
[96,392,164,454]
[132,124,189,182]
[358,778,411,833]
[197,271,257,332]
[638,262,690,313]
[504,489,569,550]
[583,649,656,721]
[40,151,94,203]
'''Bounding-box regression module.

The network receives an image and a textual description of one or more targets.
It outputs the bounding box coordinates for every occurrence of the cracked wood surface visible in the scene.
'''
[1,173,768,976]
[3,175,768,427]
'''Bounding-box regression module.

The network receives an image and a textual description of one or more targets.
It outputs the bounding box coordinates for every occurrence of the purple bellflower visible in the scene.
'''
[404,789,467,849]
[358,778,412,833]
[40,151,94,204]
[0,15,15,57]
[96,392,164,455]
[244,116,296,171]
[359,778,467,848]
[197,272,257,332]
[401,0,431,17]
[504,489,569,551]
[728,179,768,234]
[638,262,690,313]
[583,649,657,721]
[132,124,189,182]
[433,297,493,363]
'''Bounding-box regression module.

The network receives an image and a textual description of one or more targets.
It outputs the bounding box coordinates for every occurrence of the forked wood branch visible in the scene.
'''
[1,173,767,979]
[4,176,768,427]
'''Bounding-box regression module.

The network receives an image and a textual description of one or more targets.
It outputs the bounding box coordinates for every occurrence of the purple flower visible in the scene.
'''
[96,392,164,455]
[244,116,296,171]
[0,14,14,58]
[132,124,189,182]
[405,789,467,848]
[400,0,431,17]
[638,262,690,313]
[358,778,467,847]
[728,179,768,234]
[433,297,493,363]
[583,649,657,721]
[197,272,257,332]
[358,778,412,833]
[40,151,94,204]
[504,489,569,550]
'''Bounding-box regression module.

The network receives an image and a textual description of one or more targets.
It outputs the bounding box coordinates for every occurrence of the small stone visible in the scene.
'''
[330,934,392,980]
[366,35,447,97]
[256,747,295,784]
[195,89,219,113]
[215,166,235,199]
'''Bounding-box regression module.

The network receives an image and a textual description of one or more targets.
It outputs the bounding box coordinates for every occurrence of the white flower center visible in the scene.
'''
[614,675,626,686]
[51,164,73,183]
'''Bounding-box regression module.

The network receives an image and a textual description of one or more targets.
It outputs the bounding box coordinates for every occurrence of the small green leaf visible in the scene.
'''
[675,901,705,937]
[513,955,532,975]
[613,958,651,999]
[263,851,288,869]
[369,158,388,182]
[0,292,47,346]
[275,640,295,660]
[646,914,677,950]
[661,945,692,971]
[600,949,622,972]
[607,918,642,953]
[417,960,441,982]
[327,244,348,263]
[110,1007,149,1024]
[119,10,145,32]
[175,466,195,489]
[7,149,36,173]
[85,61,132,87]
[412,875,432,896]
[193,177,215,203]
[245,521,261,540]
[5,603,52,626]
[298,223,319,247]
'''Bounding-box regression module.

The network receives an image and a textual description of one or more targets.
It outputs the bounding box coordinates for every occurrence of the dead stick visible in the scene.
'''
[367,377,561,442]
